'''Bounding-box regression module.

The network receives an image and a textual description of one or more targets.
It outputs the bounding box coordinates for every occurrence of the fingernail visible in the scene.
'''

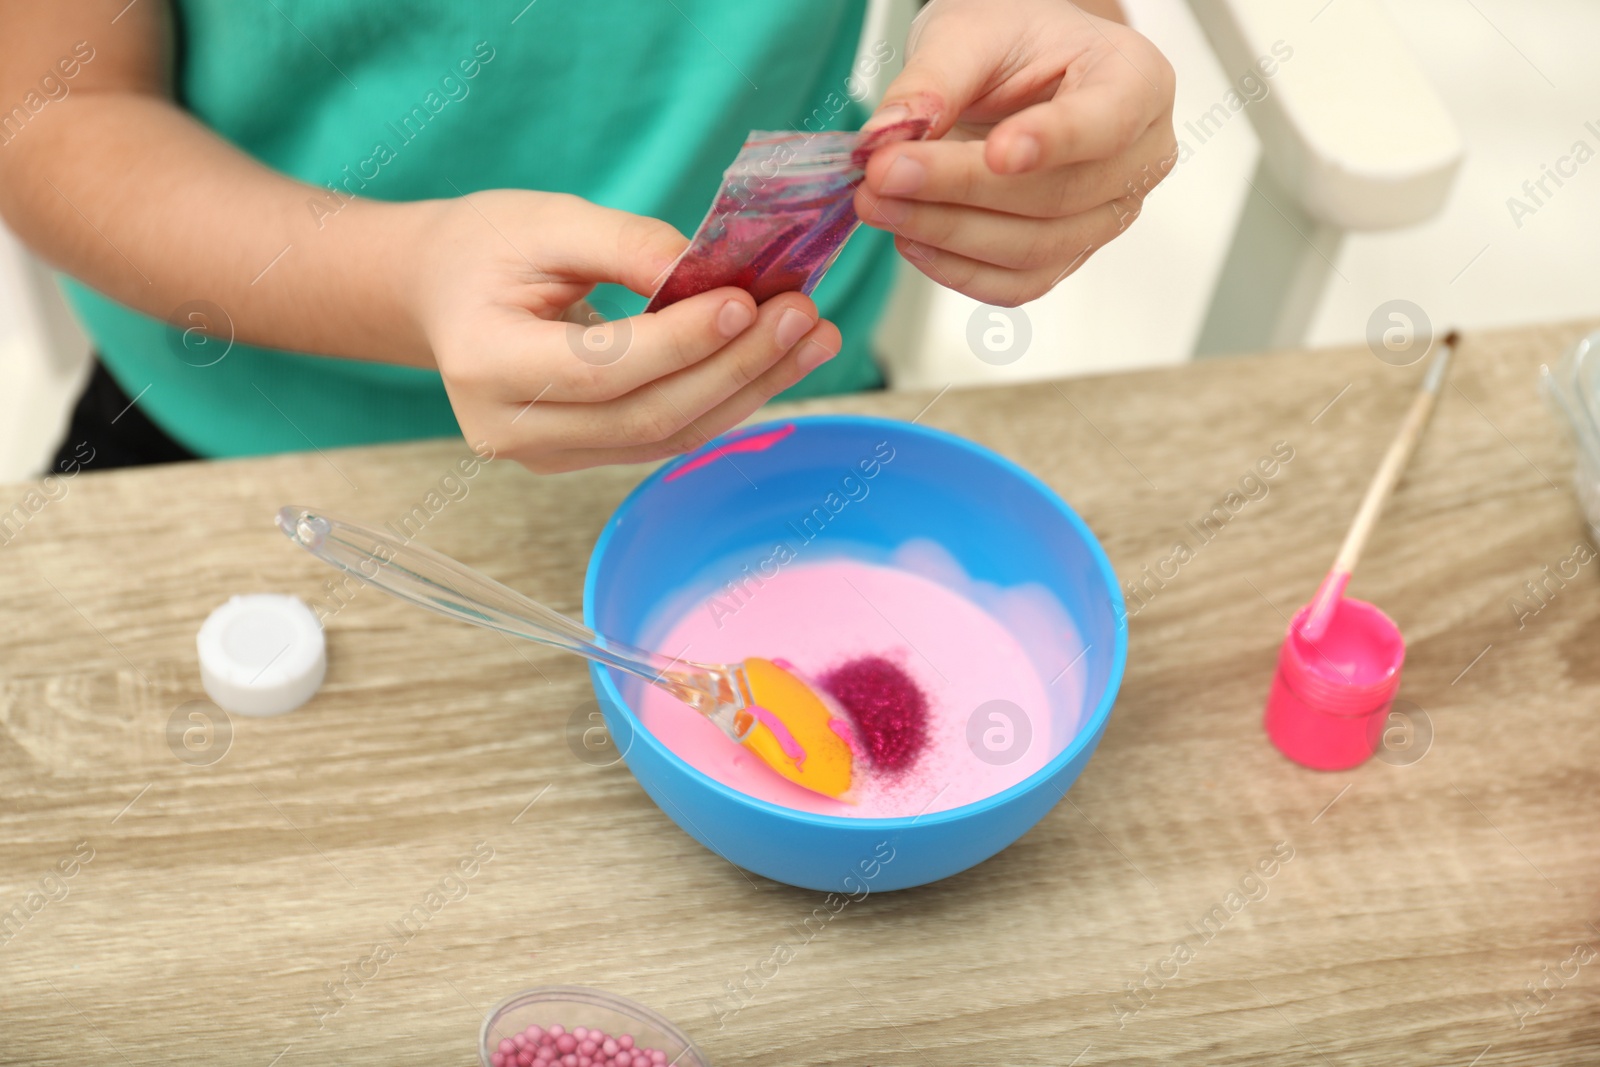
[717,299,754,338]
[775,307,814,350]
[795,339,837,373]
[879,155,926,196]
[1002,134,1041,174]
[866,197,910,226]
[862,103,910,131]
[901,241,935,263]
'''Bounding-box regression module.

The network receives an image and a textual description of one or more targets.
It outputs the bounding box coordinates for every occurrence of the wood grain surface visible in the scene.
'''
[3,320,1599,1066]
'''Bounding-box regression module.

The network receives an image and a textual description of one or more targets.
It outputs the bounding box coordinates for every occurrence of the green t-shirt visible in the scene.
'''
[62,0,892,458]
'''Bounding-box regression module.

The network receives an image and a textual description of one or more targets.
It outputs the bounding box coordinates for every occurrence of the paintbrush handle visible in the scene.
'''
[1331,369,1444,575]
[1299,337,1455,640]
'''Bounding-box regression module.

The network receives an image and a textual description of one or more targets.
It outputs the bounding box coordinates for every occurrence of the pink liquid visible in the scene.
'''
[634,550,1086,818]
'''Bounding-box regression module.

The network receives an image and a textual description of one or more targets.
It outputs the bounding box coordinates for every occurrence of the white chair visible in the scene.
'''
[0,222,90,481]
[1186,0,1462,355]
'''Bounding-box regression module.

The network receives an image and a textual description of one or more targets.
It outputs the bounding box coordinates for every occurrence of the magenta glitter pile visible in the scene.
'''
[645,119,929,312]
[821,655,929,772]
[491,1023,668,1067]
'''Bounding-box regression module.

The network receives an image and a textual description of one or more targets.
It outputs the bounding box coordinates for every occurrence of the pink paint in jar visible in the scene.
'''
[1264,597,1405,771]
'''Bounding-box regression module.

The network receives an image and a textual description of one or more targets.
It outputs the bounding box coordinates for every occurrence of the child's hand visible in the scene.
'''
[854,0,1177,306]
[412,191,840,473]
[0,0,838,476]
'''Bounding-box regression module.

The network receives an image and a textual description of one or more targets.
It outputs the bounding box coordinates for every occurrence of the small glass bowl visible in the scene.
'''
[479,986,709,1067]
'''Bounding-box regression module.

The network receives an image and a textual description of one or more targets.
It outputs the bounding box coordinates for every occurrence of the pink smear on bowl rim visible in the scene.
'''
[664,423,795,482]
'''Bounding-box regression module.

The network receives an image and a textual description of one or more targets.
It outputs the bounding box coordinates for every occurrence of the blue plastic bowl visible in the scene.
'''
[583,415,1126,892]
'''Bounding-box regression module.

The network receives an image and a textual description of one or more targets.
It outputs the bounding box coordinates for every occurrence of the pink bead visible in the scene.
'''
[579,1041,596,1055]
[562,1056,578,1067]
[556,1034,577,1054]
[514,1034,530,1048]
[651,1052,666,1065]
[549,1025,566,1038]
[517,1052,534,1067]
[602,1039,618,1056]
[491,1054,505,1067]
[618,1035,634,1051]
[613,1053,631,1067]
[573,1027,589,1041]
[525,1025,545,1042]
[500,1039,517,1055]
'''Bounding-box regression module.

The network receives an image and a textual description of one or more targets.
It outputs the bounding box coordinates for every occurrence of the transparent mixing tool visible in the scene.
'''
[276,507,756,741]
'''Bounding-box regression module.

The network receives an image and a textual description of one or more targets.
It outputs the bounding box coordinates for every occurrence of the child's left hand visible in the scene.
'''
[854,0,1177,307]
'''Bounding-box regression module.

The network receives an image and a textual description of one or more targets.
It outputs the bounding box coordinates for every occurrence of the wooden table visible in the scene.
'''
[4,321,1599,1066]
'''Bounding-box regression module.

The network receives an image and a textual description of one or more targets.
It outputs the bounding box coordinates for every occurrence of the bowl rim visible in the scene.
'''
[583,413,1128,831]
[478,984,707,1066]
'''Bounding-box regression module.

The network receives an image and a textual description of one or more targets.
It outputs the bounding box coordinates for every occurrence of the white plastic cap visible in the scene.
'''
[197,594,326,717]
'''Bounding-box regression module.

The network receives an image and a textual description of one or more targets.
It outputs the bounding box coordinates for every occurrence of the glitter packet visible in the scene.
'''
[645,118,930,313]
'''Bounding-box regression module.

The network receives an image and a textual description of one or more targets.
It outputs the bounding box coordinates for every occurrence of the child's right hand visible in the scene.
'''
[411,191,841,473]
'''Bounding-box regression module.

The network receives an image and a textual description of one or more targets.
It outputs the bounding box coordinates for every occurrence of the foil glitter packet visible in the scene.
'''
[645,118,930,313]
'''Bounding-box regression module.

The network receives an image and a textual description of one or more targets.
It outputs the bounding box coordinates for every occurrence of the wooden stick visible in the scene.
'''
[1299,330,1458,640]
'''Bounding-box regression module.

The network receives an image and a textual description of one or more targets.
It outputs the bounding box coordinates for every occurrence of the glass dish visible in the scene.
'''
[1540,327,1600,541]
[479,986,708,1067]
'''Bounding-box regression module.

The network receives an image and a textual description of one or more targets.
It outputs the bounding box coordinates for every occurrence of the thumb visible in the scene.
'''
[864,14,992,138]
[540,198,688,297]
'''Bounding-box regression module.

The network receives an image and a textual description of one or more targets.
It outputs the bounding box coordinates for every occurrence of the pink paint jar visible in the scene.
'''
[1264,597,1405,770]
